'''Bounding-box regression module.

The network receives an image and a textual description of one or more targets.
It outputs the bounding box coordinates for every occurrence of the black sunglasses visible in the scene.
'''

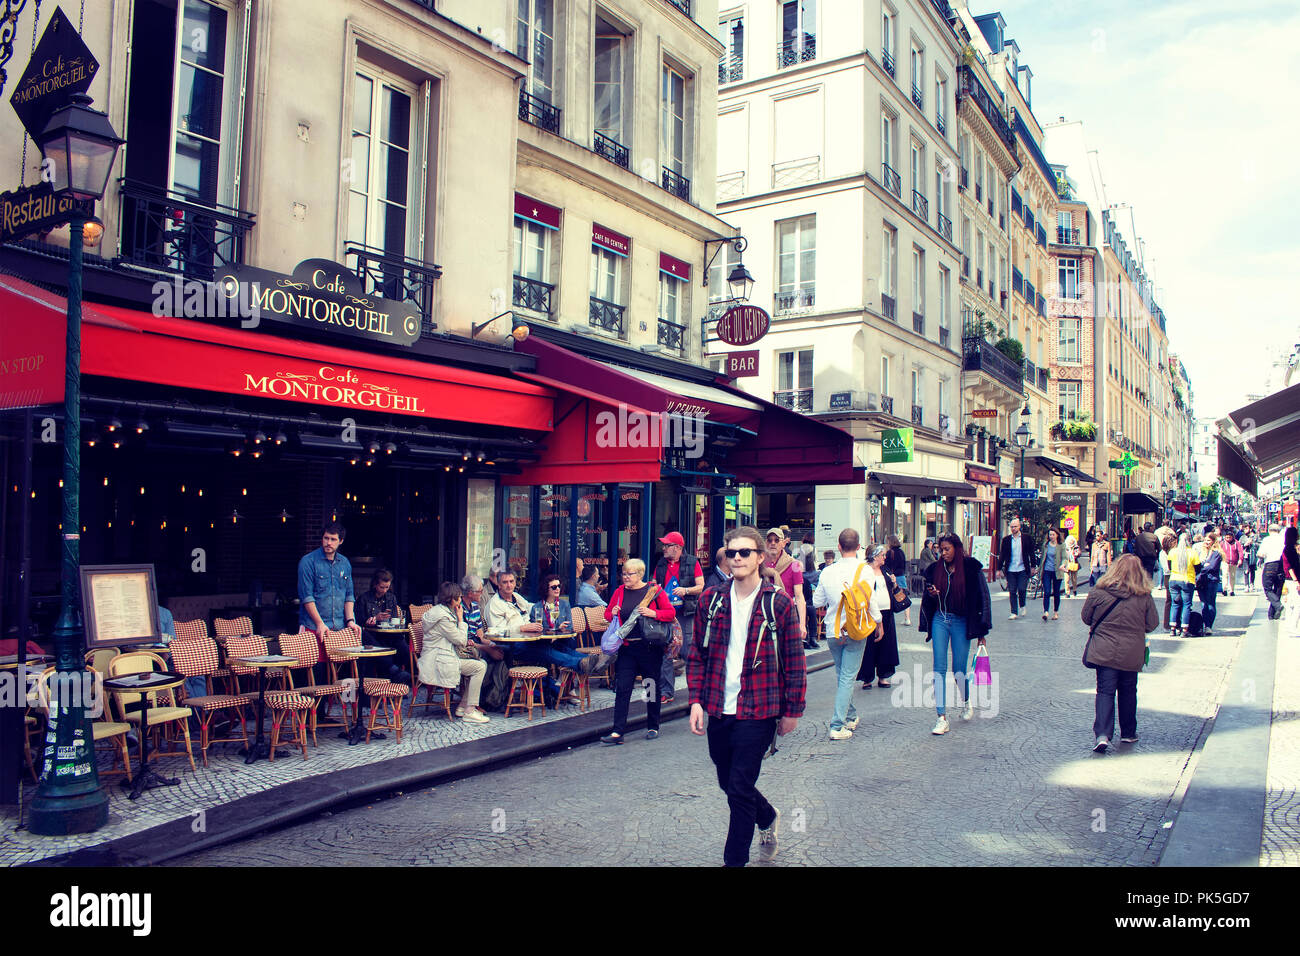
[724,548,758,559]
[548,583,561,590]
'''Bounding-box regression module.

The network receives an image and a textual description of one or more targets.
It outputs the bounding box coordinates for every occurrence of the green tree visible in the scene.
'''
[1001,498,1066,542]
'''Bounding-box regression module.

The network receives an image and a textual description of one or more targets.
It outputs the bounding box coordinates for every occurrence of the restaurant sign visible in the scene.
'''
[217,259,422,348]
[882,427,914,464]
[714,305,770,346]
[9,8,99,141]
[0,181,93,243]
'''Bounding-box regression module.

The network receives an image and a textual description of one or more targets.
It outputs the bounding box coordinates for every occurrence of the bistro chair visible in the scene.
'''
[278,630,351,743]
[504,665,549,720]
[408,604,433,626]
[265,690,318,761]
[362,676,409,743]
[214,616,255,639]
[174,619,233,693]
[107,651,197,773]
[406,622,457,720]
[85,647,119,677]
[582,607,615,688]
[23,714,41,781]
[37,666,133,780]
[225,634,290,697]
[168,637,256,767]
[556,667,590,712]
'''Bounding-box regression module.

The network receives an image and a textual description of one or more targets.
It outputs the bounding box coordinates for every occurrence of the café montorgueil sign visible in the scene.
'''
[9,7,99,141]
[217,258,423,348]
[714,305,770,347]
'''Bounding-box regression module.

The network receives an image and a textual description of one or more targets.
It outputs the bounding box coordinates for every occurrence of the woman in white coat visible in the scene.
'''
[420,581,490,723]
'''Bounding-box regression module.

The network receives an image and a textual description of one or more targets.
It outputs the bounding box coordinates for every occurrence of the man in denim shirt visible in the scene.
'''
[298,522,356,637]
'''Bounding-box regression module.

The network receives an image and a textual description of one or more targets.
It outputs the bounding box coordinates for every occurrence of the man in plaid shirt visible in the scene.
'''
[687,526,807,866]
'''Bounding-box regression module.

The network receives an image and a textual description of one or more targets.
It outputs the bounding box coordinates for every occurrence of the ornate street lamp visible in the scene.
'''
[1014,403,1031,490]
[28,93,124,836]
[726,261,755,303]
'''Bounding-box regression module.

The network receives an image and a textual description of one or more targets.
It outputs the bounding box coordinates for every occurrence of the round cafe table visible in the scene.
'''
[336,646,396,745]
[102,670,187,800]
[232,655,298,764]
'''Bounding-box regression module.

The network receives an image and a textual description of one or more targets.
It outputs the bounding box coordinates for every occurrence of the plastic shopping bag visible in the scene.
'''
[973,643,992,686]
[600,613,624,654]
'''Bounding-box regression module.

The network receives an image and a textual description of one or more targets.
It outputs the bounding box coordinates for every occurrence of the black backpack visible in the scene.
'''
[1186,610,1204,637]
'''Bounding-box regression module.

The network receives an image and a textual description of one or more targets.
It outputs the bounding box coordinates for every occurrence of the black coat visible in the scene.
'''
[999,534,1038,575]
[919,556,991,642]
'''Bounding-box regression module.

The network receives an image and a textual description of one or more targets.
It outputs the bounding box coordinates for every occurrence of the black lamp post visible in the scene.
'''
[726,261,755,303]
[1014,403,1031,490]
[28,92,124,836]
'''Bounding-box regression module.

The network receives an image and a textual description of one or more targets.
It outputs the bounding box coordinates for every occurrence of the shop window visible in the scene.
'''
[503,489,534,586]
[465,479,496,581]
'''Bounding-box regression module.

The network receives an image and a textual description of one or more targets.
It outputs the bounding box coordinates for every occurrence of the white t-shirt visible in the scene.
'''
[723,580,759,715]
[1259,533,1285,564]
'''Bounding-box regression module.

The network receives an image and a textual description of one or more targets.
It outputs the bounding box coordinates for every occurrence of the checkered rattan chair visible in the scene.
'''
[37,666,133,779]
[174,619,233,692]
[279,630,351,743]
[215,616,255,638]
[362,677,409,743]
[408,604,433,627]
[265,691,317,761]
[224,635,289,696]
[108,651,196,773]
[406,622,456,720]
[505,665,549,720]
[168,636,255,766]
[581,607,615,688]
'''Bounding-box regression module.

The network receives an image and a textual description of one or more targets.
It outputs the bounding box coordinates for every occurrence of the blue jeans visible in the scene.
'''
[826,637,867,732]
[1196,578,1219,630]
[1006,569,1028,614]
[1169,580,1194,629]
[931,612,971,716]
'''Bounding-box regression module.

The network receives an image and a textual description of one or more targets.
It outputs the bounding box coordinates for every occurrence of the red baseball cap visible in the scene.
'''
[658,532,685,547]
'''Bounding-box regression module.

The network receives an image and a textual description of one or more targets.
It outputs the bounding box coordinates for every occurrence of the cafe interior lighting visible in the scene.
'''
[384,442,397,455]
[82,216,105,248]
[106,416,121,433]
[251,430,267,444]
[278,509,293,523]
[134,417,149,434]
[273,430,288,445]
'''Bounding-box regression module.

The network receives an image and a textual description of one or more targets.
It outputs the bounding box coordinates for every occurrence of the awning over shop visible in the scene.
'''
[1122,491,1163,515]
[1217,436,1258,498]
[1220,383,1300,486]
[516,337,860,485]
[0,278,556,431]
[1025,454,1101,484]
[870,471,976,498]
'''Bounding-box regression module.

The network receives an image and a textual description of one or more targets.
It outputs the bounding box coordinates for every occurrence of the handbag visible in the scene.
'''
[886,572,912,614]
[1067,560,1080,573]
[600,612,624,654]
[1081,596,1122,668]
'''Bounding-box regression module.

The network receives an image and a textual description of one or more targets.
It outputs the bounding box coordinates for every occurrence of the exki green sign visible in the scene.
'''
[882,427,914,464]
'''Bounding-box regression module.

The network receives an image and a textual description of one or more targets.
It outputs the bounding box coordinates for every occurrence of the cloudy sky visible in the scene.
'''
[993,0,1300,420]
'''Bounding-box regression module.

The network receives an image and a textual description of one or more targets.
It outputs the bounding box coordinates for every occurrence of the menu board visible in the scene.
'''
[969,536,993,569]
[79,564,160,648]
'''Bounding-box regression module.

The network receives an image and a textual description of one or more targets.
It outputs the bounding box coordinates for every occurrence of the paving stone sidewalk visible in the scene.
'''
[1263,610,1300,866]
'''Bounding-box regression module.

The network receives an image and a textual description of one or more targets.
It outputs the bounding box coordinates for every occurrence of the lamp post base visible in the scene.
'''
[28,784,109,835]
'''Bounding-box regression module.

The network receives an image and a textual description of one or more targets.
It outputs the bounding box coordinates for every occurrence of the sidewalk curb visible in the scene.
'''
[24,650,834,867]
[1159,602,1276,867]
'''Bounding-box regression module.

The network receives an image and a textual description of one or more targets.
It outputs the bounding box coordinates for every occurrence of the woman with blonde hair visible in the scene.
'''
[600,557,676,744]
[1081,555,1159,753]
[1166,534,1200,637]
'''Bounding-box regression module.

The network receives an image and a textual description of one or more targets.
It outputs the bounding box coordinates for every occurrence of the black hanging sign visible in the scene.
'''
[9,7,100,142]
[0,181,93,243]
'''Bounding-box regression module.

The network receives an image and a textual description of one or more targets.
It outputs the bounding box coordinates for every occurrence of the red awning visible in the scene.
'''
[0,279,556,431]
[516,337,860,485]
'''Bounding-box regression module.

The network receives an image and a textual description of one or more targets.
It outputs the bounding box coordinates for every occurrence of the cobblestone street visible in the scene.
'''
[173,589,1268,867]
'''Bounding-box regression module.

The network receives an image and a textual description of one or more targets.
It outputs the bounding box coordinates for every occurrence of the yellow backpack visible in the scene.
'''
[834,563,877,642]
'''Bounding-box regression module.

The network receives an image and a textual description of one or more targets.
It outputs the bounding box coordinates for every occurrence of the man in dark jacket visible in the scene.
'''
[1134,523,1161,578]
[998,518,1038,619]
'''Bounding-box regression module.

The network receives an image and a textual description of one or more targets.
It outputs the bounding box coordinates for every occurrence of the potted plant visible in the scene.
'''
[994,336,1024,364]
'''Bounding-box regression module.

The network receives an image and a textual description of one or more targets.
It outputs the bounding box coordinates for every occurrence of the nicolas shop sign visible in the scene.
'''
[216,259,422,347]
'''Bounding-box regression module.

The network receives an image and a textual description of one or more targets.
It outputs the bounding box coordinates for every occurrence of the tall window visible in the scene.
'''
[938,266,950,331]
[974,147,984,194]
[661,64,688,177]
[881,109,896,170]
[513,217,549,283]
[777,349,813,390]
[348,69,417,258]
[707,242,741,303]
[912,247,925,315]
[517,0,556,103]
[1058,317,1081,362]
[591,247,622,303]
[719,13,744,83]
[911,368,921,408]
[1059,381,1082,421]
[910,43,924,105]
[1059,258,1080,299]
[934,168,946,220]
[881,355,890,399]
[935,73,947,130]
[1057,210,1071,232]
[594,20,626,146]
[659,273,681,324]
[780,0,816,65]
[881,224,897,298]
[938,378,947,423]
[881,8,895,63]
[910,141,924,195]
[976,229,985,276]
[776,215,816,307]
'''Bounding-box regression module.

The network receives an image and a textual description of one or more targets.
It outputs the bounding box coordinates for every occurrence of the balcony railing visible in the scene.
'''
[589,296,625,335]
[657,317,686,353]
[939,326,950,349]
[519,89,561,134]
[912,83,924,109]
[1012,190,1022,215]
[1056,226,1080,244]
[1036,293,1046,316]
[937,212,952,242]
[913,312,925,335]
[117,179,255,281]
[881,49,896,77]
[775,287,815,313]
[1012,266,1024,294]
[881,395,895,415]
[1024,278,1035,303]
[912,189,929,221]
[882,293,896,320]
[718,54,743,84]
[937,113,946,136]
[346,243,442,337]
[882,163,902,197]
[593,130,629,169]
[957,65,1016,152]
[661,166,690,201]
[717,171,745,201]
[963,336,1024,394]
[959,166,968,190]
[975,182,982,202]
[1036,224,1047,247]
[911,404,924,426]
[777,35,817,68]
[512,274,555,316]
[1024,359,1038,386]
[1038,368,1049,391]
[665,0,691,17]
[774,388,813,413]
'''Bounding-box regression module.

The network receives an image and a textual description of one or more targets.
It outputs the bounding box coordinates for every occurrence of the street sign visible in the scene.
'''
[10,8,100,142]
[998,488,1039,499]
[970,408,999,419]
[828,391,852,410]
[724,350,759,378]
[714,305,770,346]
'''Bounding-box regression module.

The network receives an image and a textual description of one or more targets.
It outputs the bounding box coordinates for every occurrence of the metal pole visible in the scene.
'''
[29,212,109,835]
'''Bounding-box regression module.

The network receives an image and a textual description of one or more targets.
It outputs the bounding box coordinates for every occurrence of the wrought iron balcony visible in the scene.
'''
[913,312,925,335]
[665,0,691,17]
[512,274,554,316]
[1023,206,1034,230]
[117,179,255,281]
[1012,190,1022,215]
[777,35,817,69]
[882,293,896,320]
[1038,368,1049,391]
[912,83,924,109]
[589,296,625,335]
[774,388,813,413]
[957,65,1016,152]
[718,55,743,84]
[1036,224,1047,247]
[1037,293,1045,316]
[939,326,950,349]
[346,243,443,336]
[911,404,924,426]
[1024,359,1038,386]
[882,163,902,197]
[881,49,896,77]
[959,166,968,190]
[775,287,815,313]
[657,317,686,353]
[1056,226,1079,245]
[1012,266,1024,294]
[939,412,951,432]
[937,113,946,136]
[975,182,982,202]
[962,336,1024,394]
[661,166,690,201]
[912,189,929,221]
[593,130,629,169]
[1024,278,1035,303]
[881,395,895,415]
[519,89,561,134]
[937,212,952,242]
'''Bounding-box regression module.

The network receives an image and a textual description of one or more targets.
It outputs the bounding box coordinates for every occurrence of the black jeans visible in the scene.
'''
[706,715,779,866]
[1263,562,1283,619]
[1093,666,1138,740]
[1006,569,1029,614]
[611,639,664,735]
[1041,573,1062,613]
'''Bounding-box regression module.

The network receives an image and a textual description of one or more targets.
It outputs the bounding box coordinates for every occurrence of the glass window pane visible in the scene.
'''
[378,142,409,205]
[347,191,368,247]
[353,74,373,134]
[176,63,224,140]
[350,132,371,191]
[180,0,227,72]
[378,200,407,258]
[798,350,812,388]
[382,87,411,150]
[778,352,793,390]
[172,132,220,203]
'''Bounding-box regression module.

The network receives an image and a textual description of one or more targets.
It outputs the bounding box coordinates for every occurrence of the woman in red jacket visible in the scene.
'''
[1221,533,1242,597]
[601,558,677,745]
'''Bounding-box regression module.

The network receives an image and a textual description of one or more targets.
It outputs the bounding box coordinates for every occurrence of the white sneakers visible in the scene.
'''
[1093,736,1109,753]
[845,716,861,731]
[829,727,853,740]
[962,701,974,721]
[458,708,490,724]
[757,809,781,861]
[1008,612,1018,620]
[932,715,950,735]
